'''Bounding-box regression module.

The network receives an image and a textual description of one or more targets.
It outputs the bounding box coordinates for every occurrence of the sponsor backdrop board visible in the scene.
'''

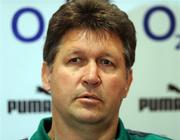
[0,0,179,139]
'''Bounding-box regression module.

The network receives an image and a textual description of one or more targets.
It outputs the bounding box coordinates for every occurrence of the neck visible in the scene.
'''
[48,113,119,140]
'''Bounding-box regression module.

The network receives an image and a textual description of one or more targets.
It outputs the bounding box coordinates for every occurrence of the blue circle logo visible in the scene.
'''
[12,7,44,42]
[144,6,176,40]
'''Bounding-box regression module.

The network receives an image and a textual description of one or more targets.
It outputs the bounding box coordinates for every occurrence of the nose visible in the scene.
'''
[82,61,101,88]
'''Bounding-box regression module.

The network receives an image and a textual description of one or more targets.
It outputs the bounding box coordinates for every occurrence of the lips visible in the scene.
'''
[75,92,102,103]
[77,93,100,99]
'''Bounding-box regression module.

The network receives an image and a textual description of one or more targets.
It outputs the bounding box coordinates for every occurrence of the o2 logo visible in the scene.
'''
[12,7,44,42]
[12,6,180,50]
[144,6,180,50]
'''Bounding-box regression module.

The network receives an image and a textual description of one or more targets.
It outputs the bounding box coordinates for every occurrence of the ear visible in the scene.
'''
[124,69,133,98]
[41,62,51,91]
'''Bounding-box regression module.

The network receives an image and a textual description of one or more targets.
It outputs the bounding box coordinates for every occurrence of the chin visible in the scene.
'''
[73,112,105,124]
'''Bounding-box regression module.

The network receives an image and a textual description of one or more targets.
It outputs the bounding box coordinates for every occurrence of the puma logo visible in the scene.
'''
[37,86,50,95]
[168,84,180,94]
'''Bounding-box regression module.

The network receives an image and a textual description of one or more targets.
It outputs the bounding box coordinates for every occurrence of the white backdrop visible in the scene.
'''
[0,0,180,139]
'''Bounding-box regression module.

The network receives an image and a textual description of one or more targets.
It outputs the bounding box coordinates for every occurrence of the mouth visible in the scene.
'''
[77,93,100,100]
[75,93,103,105]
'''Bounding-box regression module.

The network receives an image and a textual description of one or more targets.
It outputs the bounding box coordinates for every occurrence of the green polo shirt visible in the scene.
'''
[30,117,171,140]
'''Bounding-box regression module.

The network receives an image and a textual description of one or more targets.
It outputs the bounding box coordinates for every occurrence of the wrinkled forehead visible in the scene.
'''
[54,28,125,62]
[59,28,123,49]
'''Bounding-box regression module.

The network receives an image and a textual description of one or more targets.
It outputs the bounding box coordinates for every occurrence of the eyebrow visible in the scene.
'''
[101,52,116,58]
[64,47,85,56]
[63,46,122,60]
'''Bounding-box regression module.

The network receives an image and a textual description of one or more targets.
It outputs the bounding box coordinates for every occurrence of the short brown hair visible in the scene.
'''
[43,0,136,69]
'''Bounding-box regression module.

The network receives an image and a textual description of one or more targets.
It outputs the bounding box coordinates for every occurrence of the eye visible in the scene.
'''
[69,57,82,64]
[99,58,114,66]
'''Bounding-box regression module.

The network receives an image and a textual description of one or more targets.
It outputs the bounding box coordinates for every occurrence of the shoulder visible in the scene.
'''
[127,129,172,140]
[117,119,172,140]
[30,117,52,140]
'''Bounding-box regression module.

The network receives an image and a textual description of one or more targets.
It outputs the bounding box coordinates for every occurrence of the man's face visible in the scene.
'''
[42,29,132,125]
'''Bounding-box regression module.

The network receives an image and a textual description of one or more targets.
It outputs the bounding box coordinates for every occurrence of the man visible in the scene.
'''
[30,0,171,139]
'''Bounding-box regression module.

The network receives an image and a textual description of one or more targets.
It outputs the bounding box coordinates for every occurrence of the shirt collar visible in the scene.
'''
[31,117,129,140]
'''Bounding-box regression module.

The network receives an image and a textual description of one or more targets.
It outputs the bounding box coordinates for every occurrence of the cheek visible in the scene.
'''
[50,67,80,95]
[101,74,126,114]
[102,74,127,99]
[49,68,77,106]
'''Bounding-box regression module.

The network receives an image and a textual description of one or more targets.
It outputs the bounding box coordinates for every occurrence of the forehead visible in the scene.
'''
[61,29,122,45]
[57,29,125,57]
